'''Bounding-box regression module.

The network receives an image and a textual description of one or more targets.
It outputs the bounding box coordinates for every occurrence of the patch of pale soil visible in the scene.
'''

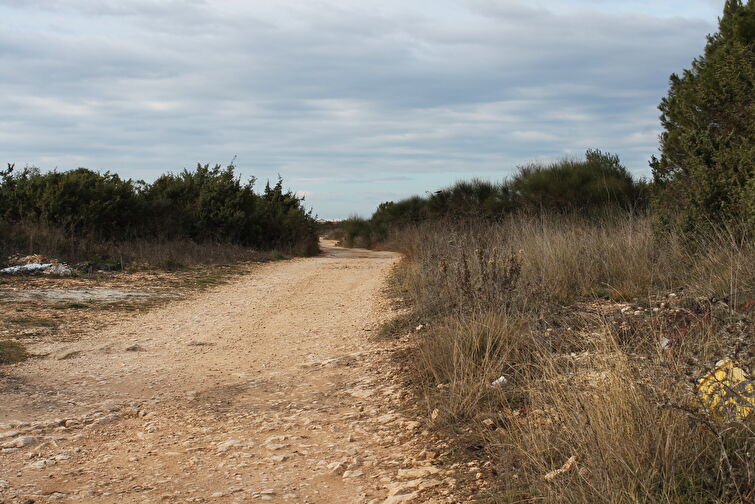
[0,241,458,504]
[2,288,174,303]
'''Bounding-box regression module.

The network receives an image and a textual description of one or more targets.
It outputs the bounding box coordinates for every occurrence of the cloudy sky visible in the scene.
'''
[1,0,724,218]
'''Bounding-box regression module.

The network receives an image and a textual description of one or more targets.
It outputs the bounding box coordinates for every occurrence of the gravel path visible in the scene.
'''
[0,241,456,504]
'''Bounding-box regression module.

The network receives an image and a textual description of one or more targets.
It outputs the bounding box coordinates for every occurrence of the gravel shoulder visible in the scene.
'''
[0,241,457,504]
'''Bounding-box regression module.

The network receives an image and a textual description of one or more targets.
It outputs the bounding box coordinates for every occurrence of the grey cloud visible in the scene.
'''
[0,0,718,218]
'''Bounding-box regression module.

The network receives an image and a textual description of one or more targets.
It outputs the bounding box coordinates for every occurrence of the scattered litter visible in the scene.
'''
[491,375,508,386]
[415,324,425,332]
[698,359,754,420]
[660,337,672,349]
[2,255,120,275]
[1,263,53,274]
[47,263,74,276]
[7,254,50,265]
[1,262,74,276]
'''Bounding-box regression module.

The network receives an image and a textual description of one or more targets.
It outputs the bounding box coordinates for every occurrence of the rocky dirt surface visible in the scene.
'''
[0,241,461,504]
[0,265,252,345]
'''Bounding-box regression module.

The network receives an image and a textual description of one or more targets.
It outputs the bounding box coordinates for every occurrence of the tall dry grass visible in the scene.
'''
[392,214,753,314]
[0,221,284,269]
[392,214,754,503]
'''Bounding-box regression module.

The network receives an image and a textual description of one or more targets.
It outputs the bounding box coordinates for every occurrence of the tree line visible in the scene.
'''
[0,163,320,258]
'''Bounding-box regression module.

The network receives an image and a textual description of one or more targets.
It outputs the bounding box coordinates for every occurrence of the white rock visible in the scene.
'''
[29,458,55,469]
[264,443,288,451]
[397,467,440,480]
[384,493,418,504]
[328,461,346,475]
[10,435,38,448]
[216,439,242,452]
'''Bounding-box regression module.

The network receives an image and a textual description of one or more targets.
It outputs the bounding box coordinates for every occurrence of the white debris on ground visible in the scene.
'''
[0,263,73,275]
[491,375,508,386]
[1,263,53,274]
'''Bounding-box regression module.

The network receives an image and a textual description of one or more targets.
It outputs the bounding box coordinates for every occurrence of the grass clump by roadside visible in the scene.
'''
[390,214,754,503]
[0,340,27,364]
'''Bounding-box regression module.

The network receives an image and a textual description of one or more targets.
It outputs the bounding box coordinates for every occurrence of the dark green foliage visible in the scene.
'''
[426,180,515,219]
[143,163,258,244]
[339,150,647,247]
[512,150,644,213]
[0,165,139,240]
[651,0,755,235]
[0,162,319,258]
[257,179,320,256]
[339,216,375,248]
[369,196,430,243]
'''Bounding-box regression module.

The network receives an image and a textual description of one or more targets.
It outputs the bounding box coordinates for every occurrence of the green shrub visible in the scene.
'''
[426,179,516,219]
[339,216,375,248]
[0,162,319,261]
[651,0,755,236]
[337,150,648,249]
[0,165,140,240]
[511,149,645,213]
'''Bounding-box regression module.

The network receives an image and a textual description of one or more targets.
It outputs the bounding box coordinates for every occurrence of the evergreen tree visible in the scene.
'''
[651,0,754,235]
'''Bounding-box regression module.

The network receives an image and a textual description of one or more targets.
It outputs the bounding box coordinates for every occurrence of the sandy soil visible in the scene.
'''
[0,241,457,504]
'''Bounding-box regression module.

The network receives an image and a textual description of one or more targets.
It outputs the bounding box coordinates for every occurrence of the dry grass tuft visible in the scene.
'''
[0,221,286,269]
[393,214,754,503]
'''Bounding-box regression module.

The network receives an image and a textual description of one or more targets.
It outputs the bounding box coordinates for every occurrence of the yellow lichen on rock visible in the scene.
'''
[697,359,754,420]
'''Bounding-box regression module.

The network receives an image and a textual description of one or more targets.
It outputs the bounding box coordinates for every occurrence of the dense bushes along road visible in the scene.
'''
[336,149,652,248]
[0,163,320,266]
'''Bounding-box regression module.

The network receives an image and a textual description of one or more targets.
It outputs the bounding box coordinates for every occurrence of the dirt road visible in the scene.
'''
[0,242,454,503]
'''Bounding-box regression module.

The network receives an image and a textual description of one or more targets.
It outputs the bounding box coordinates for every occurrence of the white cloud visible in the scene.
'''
[0,0,720,217]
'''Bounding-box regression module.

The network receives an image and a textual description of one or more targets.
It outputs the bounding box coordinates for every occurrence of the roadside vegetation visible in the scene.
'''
[0,161,320,268]
[338,149,649,248]
[391,216,753,503]
[339,3,754,502]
